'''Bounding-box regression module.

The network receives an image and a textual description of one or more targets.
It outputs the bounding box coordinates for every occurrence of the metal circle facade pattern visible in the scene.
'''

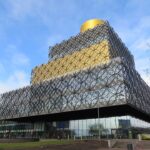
[0,21,150,121]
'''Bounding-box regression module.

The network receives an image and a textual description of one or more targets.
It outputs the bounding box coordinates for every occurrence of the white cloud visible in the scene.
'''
[0,44,30,94]
[4,0,79,29]
[135,57,149,72]
[113,15,150,48]
[12,52,30,66]
[4,44,30,66]
[130,38,150,52]
[0,70,30,94]
[6,0,42,20]
[134,57,150,86]
[140,72,150,86]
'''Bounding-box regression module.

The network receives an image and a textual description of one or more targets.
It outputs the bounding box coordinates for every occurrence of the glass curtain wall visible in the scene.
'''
[0,116,150,139]
[68,116,150,139]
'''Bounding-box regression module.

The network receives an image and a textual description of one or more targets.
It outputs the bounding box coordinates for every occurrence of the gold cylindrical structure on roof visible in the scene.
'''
[80,19,105,33]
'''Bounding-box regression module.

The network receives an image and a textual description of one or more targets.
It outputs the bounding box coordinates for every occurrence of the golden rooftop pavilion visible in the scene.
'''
[0,19,150,139]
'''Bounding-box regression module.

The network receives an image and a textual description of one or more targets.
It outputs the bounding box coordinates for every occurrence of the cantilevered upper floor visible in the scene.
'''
[0,19,150,123]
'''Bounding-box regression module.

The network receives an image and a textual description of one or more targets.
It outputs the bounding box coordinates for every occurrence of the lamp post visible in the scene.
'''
[98,107,100,140]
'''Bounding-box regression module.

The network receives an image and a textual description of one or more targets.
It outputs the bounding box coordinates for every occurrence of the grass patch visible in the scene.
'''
[0,139,73,150]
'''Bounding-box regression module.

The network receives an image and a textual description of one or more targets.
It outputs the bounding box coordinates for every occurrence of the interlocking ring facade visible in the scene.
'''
[0,21,150,121]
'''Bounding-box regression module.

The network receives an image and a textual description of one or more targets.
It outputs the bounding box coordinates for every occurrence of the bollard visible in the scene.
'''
[108,140,111,148]
[127,144,133,150]
[68,135,69,140]
[74,135,76,141]
[138,134,141,141]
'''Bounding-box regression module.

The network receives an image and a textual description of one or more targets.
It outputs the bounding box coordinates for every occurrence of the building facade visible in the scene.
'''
[0,19,150,139]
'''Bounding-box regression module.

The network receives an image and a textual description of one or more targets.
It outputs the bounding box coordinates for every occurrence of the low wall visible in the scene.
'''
[0,138,39,143]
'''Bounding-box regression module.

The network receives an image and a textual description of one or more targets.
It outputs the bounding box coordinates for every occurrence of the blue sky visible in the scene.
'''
[0,0,150,93]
